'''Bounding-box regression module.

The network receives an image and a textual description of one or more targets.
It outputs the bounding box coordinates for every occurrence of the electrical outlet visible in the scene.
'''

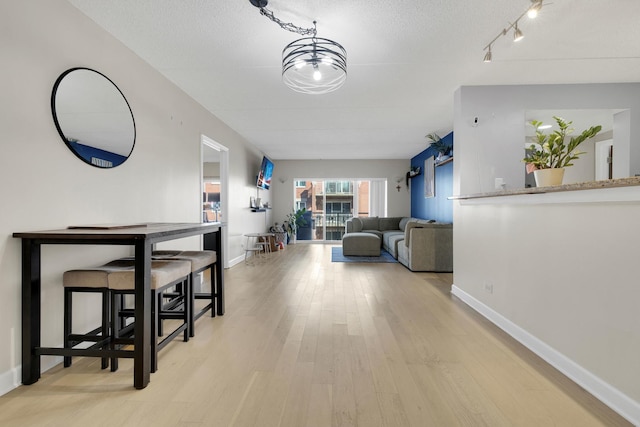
[484,283,493,294]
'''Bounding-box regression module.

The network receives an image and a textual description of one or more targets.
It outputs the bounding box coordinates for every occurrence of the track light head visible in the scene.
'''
[483,47,492,63]
[527,0,542,18]
[513,22,524,42]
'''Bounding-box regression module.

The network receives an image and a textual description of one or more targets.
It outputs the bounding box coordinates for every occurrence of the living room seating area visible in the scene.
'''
[344,216,453,272]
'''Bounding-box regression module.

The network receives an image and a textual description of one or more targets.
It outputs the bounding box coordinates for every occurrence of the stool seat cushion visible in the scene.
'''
[152,250,217,272]
[342,232,381,256]
[63,261,138,288]
[151,250,182,257]
[107,260,191,290]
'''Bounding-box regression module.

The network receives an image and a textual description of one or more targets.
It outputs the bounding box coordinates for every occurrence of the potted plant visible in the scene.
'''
[284,208,307,243]
[427,133,451,162]
[523,116,602,187]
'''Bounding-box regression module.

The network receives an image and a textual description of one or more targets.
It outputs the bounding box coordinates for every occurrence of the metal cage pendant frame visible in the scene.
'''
[282,37,347,95]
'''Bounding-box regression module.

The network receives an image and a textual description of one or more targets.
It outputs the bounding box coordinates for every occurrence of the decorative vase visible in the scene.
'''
[534,168,565,187]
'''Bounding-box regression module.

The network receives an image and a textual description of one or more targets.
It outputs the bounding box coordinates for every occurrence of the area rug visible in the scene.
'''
[331,246,398,263]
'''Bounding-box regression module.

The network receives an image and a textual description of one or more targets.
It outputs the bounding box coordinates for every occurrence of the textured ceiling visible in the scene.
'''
[67,0,640,160]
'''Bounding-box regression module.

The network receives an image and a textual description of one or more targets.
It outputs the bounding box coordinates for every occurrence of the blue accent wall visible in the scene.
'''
[410,131,453,222]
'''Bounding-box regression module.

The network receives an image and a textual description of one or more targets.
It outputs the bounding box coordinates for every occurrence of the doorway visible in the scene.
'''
[201,135,229,268]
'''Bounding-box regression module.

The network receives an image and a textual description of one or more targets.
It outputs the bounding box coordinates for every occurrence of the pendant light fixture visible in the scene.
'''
[250,0,347,95]
[482,0,545,62]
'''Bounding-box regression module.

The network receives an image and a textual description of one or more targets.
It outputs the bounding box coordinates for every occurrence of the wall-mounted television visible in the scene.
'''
[256,156,274,190]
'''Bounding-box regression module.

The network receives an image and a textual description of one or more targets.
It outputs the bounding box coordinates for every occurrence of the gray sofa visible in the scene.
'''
[344,216,453,272]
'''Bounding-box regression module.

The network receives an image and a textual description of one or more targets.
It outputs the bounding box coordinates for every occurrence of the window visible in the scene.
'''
[327,202,351,214]
[325,181,352,194]
[292,179,385,241]
[326,230,344,241]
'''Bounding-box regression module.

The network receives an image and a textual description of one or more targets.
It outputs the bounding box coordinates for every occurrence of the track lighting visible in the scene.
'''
[482,0,545,62]
[513,21,524,42]
[528,0,543,18]
[483,46,492,63]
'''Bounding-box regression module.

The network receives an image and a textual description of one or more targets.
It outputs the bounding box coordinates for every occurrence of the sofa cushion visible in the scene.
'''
[399,217,413,231]
[360,216,379,230]
[379,217,402,231]
[350,217,363,232]
[382,231,405,258]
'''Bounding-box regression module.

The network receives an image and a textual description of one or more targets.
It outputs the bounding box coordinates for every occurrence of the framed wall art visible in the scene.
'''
[424,155,435,198]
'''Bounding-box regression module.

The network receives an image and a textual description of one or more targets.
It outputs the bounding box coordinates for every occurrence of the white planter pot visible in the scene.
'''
[534,168,565,187]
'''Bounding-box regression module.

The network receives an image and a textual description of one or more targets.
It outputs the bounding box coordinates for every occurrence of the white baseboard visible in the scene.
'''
[228,254,245,268]
[0,356,62,397]
[0,366,20,397]
[451,285,640,426]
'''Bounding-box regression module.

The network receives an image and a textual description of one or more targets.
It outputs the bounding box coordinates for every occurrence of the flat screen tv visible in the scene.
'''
[256,156,274,190]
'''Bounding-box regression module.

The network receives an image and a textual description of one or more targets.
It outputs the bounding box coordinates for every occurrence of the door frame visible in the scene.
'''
[201,135,229,268]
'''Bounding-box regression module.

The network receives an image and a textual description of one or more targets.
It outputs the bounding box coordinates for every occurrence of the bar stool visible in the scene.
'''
[62,268,114,369]
[107,259,192,373]
[151,250,217,337]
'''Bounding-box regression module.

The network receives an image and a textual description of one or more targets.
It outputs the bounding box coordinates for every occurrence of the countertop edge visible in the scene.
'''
[450,177,640,200]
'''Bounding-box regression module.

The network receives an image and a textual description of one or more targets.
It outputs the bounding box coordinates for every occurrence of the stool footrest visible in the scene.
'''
[37,346,134,359]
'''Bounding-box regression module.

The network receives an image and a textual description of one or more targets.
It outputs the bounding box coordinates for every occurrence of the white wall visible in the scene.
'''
[454,84,640,196]
[271,159,411,227]
[453,84,640,423]
[0,0,267,394]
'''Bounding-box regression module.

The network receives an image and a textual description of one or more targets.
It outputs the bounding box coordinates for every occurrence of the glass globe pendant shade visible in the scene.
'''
[282,37,347,95]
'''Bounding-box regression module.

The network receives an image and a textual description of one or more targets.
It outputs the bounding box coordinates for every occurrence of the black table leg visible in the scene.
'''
[133,242,151,389]
[215,229,224,315]
[21,239,41,385]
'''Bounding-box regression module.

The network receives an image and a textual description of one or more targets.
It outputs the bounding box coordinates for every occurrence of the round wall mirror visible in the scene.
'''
[51,67,136,168]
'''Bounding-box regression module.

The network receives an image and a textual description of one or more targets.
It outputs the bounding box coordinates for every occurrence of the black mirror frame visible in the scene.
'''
[51,67,136,169]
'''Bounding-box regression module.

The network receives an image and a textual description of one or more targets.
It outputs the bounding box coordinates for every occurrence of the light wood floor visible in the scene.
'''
[0,244,631,426]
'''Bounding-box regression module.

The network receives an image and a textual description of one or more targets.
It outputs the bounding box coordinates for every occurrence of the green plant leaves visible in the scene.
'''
[522,116,602,170]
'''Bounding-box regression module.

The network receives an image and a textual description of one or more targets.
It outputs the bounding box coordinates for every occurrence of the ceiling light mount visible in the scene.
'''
[249,0,268,7]
[482,0,545,62]
[250,0,347,94]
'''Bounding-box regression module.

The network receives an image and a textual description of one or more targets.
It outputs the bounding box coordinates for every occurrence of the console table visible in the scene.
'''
[13,222,224,390]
